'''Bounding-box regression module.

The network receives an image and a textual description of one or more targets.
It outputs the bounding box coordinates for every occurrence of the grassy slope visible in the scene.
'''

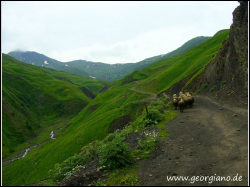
[147,36,212,62]
[2,30,229,186]
[2,79,151,185]
[2,54,107,158]
[120,30,229,94]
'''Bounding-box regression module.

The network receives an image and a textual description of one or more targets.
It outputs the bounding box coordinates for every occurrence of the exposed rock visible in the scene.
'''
[124,131,144,151]
[108,115,132,133]
[163,2,248,109]
[199,2,248,106]
[58,159,108,186]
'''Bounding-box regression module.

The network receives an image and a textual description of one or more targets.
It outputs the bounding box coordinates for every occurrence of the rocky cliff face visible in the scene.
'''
[173,2,248,108]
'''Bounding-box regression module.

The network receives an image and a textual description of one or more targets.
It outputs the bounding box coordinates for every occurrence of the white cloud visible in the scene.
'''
[1,1,239,64]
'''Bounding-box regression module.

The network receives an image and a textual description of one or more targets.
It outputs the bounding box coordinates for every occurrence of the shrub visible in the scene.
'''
[203,84,209,89]
[166,101,174,110]
[142,99,165,128]
[99,133,133,170]
[50,140,100,181]
[118,174,140,186]
[79,140,100,164]
[193,90,201,95]
[221,81,226,88]
[137,130,159,151]
[144,108,164,127]
[210,85,217,92]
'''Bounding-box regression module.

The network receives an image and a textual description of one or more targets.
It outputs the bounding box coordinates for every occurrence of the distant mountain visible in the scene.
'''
[7,36,211,82]
[7,51,90,78]
[7,51,155,81]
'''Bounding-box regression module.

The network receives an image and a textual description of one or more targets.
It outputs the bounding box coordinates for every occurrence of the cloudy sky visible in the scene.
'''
[1,1,239,64]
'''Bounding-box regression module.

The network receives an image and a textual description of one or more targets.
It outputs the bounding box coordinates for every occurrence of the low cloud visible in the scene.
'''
[2,1,239,64]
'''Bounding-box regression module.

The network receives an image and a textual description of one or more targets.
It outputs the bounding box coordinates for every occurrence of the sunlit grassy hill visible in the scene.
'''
[2,54,107,159]
[64,36,211,81]
[2,71,151,186]
[118,30,229,94]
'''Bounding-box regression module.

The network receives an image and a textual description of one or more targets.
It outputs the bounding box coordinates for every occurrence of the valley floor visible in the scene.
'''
[137,95,248,186]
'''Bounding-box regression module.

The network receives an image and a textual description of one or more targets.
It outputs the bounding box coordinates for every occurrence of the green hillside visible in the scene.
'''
[2,54,107,159]
[151,36,212,62]
[2,74,151,186]
[2,30,229,186]
[65,36,211,81]
[119,30,229,94]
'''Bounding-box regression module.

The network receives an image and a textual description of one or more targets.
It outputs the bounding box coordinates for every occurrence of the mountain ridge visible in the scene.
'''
[7,36,211,82]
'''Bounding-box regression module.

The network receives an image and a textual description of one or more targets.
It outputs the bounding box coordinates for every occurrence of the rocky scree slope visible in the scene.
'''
[164,2,248,109]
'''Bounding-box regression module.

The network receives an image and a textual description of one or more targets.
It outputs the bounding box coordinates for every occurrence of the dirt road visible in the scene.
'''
[137,95,248,186]
[130,87,158,103]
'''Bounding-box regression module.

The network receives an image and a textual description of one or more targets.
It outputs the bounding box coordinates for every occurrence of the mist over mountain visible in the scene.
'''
[7,36,211,82]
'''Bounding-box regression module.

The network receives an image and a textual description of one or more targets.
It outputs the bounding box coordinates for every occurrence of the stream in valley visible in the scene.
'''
[3,131,56,163]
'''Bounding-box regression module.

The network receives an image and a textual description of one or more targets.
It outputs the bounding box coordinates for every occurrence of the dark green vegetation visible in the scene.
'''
[8,36,210,82]
[2,29,229,186]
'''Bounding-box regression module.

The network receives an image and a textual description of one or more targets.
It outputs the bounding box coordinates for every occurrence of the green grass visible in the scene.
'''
[130,29,229,94]
[221,81,227,88]
[2,77,150,186]
[182,66,205,91]
[210,85,217,92]
[106,165,140,186]
[2,53,107,159]
[203,84,209,89]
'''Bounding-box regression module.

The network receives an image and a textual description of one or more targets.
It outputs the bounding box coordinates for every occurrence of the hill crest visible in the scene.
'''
[7,36,211,82]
